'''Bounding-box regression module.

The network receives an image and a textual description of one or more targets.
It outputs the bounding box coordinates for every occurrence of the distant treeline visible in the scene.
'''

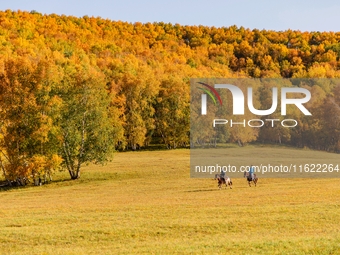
[0,10,339,183]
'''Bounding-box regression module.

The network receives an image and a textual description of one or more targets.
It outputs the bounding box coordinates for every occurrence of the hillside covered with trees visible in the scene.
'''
[0,10,339,184]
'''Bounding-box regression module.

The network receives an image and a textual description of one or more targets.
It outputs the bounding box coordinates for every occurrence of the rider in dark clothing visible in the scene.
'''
[249,165,255,180]
[220,169,226,181]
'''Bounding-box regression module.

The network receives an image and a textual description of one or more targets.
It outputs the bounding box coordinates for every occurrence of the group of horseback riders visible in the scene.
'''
[219,165,255,182]
[216,165,257,188]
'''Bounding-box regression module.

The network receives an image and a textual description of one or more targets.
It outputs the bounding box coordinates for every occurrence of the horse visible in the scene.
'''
[214,174,233,189]
[243,171,258,187]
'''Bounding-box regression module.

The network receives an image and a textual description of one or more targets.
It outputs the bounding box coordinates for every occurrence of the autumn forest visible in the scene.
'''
[0,10,339,184]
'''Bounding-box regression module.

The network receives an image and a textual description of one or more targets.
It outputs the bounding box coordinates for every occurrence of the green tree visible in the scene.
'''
[59,64,117,179]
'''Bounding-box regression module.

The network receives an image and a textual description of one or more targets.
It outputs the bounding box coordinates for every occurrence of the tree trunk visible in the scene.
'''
[70,172,80,180]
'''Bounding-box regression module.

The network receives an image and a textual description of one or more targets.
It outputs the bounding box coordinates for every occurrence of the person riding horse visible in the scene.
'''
[214,170,232,189]
[244,165,258,187]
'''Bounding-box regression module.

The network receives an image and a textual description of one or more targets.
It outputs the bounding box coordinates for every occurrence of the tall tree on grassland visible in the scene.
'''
[59,63,119,179]
[0,58,62,185]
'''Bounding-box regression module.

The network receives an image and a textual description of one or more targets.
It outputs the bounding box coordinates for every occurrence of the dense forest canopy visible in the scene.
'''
[0,10,339,184]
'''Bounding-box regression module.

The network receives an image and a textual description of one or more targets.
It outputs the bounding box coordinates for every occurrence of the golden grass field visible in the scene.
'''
[0,147,339,254]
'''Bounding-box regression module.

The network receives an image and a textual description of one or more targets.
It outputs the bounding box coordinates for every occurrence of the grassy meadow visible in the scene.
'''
[0,147,339,254]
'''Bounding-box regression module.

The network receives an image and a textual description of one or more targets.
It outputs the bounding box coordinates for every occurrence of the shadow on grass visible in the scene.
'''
[116,143,190,152]
[186,188,221,192]
[0,176,81,192]
[0,171,134,192]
